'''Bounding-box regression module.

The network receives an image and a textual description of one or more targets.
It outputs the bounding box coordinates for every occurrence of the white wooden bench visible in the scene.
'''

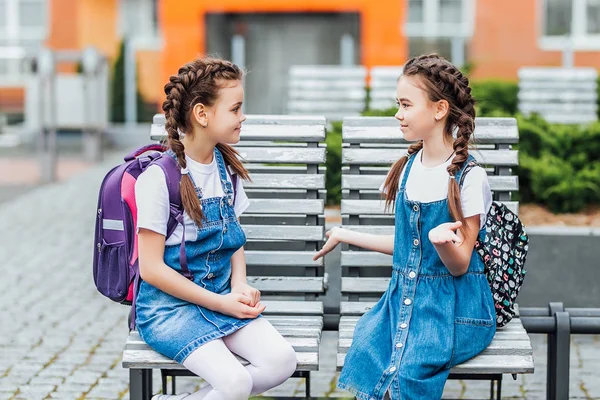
[518,67,598,124]
[337,116,534,399]
[287,65,367,122]
[124,115,328,399]
[368,66,403,111]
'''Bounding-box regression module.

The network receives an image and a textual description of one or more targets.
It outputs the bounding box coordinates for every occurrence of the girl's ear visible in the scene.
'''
[192,103,208,128]
[435,99,450,121]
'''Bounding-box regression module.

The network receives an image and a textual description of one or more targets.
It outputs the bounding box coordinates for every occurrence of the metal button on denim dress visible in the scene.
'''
[337,155,496,400]
[135,148,255,364]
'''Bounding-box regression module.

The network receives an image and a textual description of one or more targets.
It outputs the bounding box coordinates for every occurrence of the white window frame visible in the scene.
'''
[404,0,475,66]
[0,0,49,87]
[117,0,163,51]
[539,0,600,51]
[404,0,475,39]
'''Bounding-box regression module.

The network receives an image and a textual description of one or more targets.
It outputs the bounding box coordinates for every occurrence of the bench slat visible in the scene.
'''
[338,338,531,355]
[342,277,389,293]
[341,199,519,216]
[151,114,326,142]
[341,252,391,268]
[245,174,325,190]
[237,147,325,164]
[261,300,323,316]
[125,350,319,371]
[342,175,518,192]
[336,353,533,374]
[247,199,323,215]
[342,117,519,144]
[247,276,324,293]
[343,148,518,166]
[244,225,323,241]
[127,333,319,352]
[245,251,323,267]
[339,328,529,342]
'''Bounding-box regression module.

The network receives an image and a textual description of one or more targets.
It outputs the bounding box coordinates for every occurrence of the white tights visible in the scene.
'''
[178,317,297,399]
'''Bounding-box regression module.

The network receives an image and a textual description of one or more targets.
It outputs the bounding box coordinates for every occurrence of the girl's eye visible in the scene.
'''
[233,107,240,112]
[402,103,409,109]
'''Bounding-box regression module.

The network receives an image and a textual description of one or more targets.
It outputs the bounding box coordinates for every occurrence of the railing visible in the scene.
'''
[521,303,600,400]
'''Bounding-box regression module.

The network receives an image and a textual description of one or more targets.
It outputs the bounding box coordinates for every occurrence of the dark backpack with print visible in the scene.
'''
[460,161,529,328]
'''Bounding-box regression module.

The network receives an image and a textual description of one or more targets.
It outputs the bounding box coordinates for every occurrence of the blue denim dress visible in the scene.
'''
[136,148,255,364]
[338,155,496,400]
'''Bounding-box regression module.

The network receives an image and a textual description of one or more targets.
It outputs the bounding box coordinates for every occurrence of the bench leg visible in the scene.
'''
[305,372,311,398]
[130,368,153,400]
[496,378,502,400]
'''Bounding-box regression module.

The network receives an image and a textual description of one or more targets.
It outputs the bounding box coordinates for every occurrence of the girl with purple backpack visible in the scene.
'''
[134,57,296,400]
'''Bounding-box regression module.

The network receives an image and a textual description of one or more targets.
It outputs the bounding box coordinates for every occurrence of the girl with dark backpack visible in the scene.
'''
[314,54,508,399]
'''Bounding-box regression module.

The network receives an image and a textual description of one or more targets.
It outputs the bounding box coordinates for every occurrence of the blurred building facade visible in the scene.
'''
[1,0,599,114]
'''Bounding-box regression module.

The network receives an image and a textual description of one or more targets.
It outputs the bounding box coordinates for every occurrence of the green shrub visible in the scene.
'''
[325,122,342,205]
[516,114,600,212]
[471,80,518,117]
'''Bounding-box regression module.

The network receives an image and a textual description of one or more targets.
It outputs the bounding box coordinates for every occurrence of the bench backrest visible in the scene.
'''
[340,116,519,313]
[151,114,327,316]
[368,66,403,111]
[518,67,598,124]
[287,65,367,122]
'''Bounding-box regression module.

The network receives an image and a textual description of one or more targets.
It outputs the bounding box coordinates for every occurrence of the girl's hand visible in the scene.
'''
[428,221,463,245]
[313,227,342,261]
[216,293,265,319]
[231,282,261,307]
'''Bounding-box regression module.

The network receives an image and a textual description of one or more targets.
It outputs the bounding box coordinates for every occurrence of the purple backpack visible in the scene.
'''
[93,144,237,329]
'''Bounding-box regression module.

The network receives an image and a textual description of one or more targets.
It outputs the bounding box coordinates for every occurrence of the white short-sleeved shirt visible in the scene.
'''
[380,150,492,229]
[135,154,250,246]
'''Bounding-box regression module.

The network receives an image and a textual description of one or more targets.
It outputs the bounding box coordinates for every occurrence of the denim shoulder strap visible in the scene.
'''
[399,152,418,191]
[213,147,233,196]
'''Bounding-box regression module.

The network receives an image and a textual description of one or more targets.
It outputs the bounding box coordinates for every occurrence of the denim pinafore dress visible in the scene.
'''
[338,155,496,400]
[136,148,256,364]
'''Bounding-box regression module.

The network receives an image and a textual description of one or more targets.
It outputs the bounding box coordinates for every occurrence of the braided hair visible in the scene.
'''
[162,57,250,227]
[383,54,476,227]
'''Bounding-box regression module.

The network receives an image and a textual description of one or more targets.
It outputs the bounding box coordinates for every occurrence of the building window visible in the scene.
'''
[405,0,474,66]
[0,0,48,86]
[118,0,162,50]
[540,0,600,50]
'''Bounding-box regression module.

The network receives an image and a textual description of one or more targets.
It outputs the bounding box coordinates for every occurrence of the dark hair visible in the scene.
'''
[383,54,476,229]
[162,56,250,227]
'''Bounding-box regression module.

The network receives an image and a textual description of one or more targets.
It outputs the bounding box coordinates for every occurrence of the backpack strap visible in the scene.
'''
[457,158,479,188]
[151,154,192,281]
[229,168,238,205]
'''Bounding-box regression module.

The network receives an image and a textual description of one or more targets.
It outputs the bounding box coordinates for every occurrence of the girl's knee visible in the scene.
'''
[219,367,252,399]
[265,342,297,382]
[280,343,298,376]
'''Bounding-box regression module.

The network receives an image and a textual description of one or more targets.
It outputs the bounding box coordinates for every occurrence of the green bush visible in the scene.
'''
[471,80,518,117]
[110,40,155,123]
[516,114,600,212]
[325,122,342,205]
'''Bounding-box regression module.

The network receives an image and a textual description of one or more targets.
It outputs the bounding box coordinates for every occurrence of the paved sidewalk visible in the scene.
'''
[0,151,598,399]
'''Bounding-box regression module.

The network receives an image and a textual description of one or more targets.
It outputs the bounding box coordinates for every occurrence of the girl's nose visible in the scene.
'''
[395,109,404,121]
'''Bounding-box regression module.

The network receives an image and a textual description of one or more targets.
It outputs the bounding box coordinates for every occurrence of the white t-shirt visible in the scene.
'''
[135,154,250,246]
[380,150,492,229]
